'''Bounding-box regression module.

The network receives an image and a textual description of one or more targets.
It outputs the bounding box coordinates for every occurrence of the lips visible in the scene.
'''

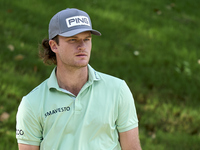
[75,53,87,56]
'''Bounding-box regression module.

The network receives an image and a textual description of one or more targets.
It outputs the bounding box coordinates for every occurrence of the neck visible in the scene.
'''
[56,65,88,96]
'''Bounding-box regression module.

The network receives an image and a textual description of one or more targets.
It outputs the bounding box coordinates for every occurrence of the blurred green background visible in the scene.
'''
[0,0,200,149]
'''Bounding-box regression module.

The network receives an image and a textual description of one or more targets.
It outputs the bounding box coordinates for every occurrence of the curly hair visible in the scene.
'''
[39,36,59,65]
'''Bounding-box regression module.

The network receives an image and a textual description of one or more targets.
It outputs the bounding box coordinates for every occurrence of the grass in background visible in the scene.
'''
[0,0,200,149]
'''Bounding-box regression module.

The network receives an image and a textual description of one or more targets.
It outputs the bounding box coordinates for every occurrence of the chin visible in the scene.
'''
[75,62,88,68]
[77,60,89,66]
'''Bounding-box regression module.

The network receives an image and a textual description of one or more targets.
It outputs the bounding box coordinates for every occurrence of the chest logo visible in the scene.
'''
[45,106,70,118]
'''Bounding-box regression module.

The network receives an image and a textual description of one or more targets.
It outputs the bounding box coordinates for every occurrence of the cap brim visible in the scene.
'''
[59,28,101,37]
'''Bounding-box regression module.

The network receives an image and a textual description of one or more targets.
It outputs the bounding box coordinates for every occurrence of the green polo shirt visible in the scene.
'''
[16,65,138,150]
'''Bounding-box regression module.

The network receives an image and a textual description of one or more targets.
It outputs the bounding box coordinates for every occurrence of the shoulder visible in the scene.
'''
[22,79,48,106]
[17,79,49,121]
[97,71,124,83]
[88,65,127,91]
[95,71,128,93]
[27,79,48,96]
[95,70,134,97]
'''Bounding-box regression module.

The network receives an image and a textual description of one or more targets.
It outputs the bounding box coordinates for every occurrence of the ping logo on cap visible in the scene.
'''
[66,16,90,28]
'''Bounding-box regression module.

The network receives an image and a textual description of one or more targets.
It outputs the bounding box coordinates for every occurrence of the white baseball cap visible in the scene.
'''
[48,8,101,39]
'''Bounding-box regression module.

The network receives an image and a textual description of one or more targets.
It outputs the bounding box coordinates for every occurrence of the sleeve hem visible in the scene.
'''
[118,122,138,133]
[17,139,40,146]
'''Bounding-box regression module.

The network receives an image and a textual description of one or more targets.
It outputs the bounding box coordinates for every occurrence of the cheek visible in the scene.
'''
[59,44,73,54]
[88,43,92,51]
[88,46,92,55]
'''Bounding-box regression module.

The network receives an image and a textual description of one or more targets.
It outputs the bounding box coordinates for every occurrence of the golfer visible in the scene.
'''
[16,8,142,150]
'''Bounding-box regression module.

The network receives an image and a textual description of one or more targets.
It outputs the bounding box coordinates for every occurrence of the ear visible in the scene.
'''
[49,40,58,53]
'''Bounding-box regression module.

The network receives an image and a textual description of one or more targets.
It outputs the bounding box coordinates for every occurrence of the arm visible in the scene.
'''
[119,127,142,150]
[16,98,42,149]
[18,143,39,150]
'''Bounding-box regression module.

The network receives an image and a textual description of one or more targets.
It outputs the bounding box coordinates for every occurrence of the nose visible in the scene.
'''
[77,39,86,51]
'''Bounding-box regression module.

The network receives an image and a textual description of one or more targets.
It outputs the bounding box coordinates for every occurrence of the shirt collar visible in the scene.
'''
[47,64,100,90]
[47,67,59,90]
[88,64,100,82]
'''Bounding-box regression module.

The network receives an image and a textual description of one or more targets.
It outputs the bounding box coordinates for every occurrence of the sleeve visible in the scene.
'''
[116,81,139,133]
[16,96,43,146]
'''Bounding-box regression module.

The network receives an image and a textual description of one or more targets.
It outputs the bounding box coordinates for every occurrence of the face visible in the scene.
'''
[49,31,92,70]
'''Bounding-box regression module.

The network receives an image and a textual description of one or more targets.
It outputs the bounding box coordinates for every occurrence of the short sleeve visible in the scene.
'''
[16,96,43,146]
[116,81,138,132]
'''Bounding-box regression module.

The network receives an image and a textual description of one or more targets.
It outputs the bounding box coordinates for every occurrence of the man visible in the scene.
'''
[16,8,142,150]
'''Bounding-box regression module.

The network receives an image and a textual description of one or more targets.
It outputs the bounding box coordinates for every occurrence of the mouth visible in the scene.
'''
[76,53,87,56]
[75,53,88,58]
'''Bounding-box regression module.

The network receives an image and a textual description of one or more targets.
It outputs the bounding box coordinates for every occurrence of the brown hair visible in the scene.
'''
[39,36,59,65]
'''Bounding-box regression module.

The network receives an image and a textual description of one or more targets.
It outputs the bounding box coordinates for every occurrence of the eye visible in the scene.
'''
[68,39,76,42]
[84,38,91,41]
